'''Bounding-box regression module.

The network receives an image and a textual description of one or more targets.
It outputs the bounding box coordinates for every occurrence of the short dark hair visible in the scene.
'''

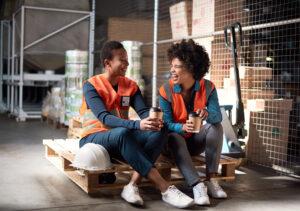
[100,41,125,66]
[167,39,210,80]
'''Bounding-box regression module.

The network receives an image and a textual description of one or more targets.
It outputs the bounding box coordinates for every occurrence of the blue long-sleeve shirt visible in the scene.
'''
[83,81,149,130]
[159,80,222,134]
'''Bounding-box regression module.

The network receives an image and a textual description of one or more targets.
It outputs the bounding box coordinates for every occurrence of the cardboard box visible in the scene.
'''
[247,99,293,112]
[169,1,192,39]
[192,0,214,36]
[247,115,290,165]
[215,0,247,31]
[230,66,273,81]
[108,17,171,43]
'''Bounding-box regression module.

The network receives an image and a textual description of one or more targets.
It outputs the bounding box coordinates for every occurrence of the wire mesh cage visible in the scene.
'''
[94,0,300,176]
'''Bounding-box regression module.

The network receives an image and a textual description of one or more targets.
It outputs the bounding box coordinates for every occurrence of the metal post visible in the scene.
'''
[152,0,159,107]
[11,16,15,114]
[7,22,11,110]
[19,6,25,120]
[88,0,95,77]
[0,21,3,110]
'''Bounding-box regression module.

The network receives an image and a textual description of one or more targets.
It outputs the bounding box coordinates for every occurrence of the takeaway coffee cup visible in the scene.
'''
[188,112,202,133]
[149,107,163,120]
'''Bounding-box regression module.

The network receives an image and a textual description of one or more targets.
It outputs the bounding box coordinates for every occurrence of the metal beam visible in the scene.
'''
[144,17,300,45]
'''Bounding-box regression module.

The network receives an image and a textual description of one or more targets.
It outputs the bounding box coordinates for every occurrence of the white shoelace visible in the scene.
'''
[211,180,222,191]
[195,184,207,196]
[168,185,185,197]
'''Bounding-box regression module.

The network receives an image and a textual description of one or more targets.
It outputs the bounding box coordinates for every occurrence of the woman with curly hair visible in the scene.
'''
[159,39,227,206]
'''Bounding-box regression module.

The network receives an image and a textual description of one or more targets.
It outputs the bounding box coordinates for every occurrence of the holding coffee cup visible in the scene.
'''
[188,111,202,133]
[149,107,163,120]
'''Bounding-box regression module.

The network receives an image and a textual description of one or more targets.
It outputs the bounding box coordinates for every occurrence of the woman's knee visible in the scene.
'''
[168,132,187,148]
[206,122,223,135]
[112,128,134,145]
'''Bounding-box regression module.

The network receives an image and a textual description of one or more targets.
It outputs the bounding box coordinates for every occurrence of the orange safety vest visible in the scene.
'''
[159,78,215,125]
[79,74,138,138]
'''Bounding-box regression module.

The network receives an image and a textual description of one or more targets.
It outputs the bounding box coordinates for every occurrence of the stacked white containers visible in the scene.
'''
[64,50,88,125]
[122,41,145,93]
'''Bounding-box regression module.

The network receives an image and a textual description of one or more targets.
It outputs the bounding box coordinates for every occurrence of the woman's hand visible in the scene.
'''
[196,109,208,120]
[182,120,195,133]
[140,117,163,131]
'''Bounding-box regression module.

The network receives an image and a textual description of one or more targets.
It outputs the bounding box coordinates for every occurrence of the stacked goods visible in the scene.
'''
[42,87,64,123]
[214,0,247,31]
[48,87,64,120]
[122,41,145,120]
[64,50,88,125]
[246,99,293,165]
[223,66,274,107]
[122,41,145,93]
[192,0,214,37]
[107,18,171,43]
[169,1,192,39]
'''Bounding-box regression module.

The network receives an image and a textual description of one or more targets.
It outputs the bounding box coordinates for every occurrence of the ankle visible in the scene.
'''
[160,183,169,193]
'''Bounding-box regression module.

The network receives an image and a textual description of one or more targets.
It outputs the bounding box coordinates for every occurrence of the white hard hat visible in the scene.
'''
[71,143,112,171]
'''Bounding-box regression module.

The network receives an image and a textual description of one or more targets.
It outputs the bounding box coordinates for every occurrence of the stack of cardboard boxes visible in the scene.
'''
[246,99,293,165]
[223,66,274,106]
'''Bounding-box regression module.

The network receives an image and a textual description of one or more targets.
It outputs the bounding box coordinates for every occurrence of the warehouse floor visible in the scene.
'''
[0,114,300,211]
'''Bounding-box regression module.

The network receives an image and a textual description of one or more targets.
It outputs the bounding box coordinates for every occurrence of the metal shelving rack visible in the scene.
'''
[0,3,95,121]
[0,20,11,113]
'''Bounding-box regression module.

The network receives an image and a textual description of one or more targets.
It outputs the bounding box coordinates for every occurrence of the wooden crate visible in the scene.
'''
[43,139,237,195]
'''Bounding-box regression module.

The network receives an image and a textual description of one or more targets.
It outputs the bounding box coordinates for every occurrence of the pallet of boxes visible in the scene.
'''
[246,99,293,168]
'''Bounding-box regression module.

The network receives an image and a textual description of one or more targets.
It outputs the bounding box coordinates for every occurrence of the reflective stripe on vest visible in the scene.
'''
[159,79,215,124]
[80,74,138,138]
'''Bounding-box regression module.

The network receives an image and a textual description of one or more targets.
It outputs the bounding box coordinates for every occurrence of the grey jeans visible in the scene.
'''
[166,123,223,186]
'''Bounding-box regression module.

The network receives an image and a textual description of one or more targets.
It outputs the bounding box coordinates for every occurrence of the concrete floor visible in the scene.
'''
[0,114,300,211]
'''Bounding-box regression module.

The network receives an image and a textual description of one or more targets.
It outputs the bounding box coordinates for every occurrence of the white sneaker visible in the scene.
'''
[193,182,210,205]
[121,183,144,205]
[205,179,227,198]
[161,185,194,208]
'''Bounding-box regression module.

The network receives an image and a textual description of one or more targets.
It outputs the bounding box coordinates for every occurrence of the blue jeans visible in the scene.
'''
[80,127,167,177]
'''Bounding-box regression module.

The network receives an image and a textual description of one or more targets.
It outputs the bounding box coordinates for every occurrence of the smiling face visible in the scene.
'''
[170,58,194,85]
[104,48,129,77]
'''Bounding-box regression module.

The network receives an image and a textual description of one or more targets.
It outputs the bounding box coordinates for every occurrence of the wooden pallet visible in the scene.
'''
[43,139,237,194]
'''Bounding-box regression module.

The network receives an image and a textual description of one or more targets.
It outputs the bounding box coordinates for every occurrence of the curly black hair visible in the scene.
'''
[100,40,125,66]
[167,39,210,80]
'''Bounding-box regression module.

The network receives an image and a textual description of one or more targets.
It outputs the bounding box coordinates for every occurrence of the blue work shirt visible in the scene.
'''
[83,81,149,130]
[159,80,222,134]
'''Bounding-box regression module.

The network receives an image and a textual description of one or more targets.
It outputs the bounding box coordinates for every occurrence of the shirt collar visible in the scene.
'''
[173,80,200,93]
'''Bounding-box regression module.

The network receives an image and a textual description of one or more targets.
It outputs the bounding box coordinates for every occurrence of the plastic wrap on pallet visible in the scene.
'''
[65,63,88,78]
[65,50,88,64]
[122,41,145,94]
[42,87,64,120]
[64,50,88,125]
[42,92,51,117]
